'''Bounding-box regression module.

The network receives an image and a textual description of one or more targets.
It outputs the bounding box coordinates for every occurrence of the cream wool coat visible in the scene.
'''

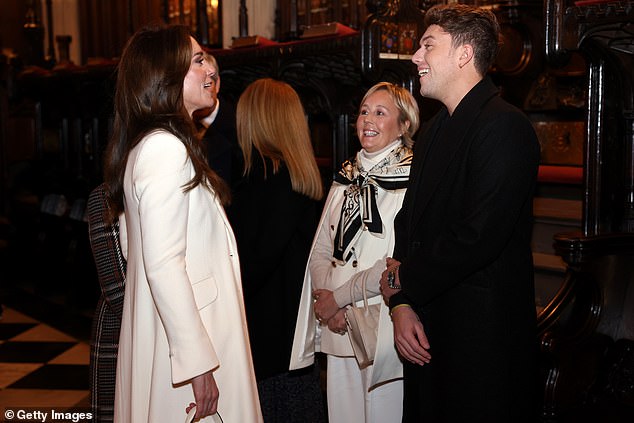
[290,147,405,389]
[114,131,262,423]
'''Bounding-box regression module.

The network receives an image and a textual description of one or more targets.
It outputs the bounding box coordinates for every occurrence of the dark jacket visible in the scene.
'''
[391,78,540,422]
[201,97,242,185]
[227,156,320,380]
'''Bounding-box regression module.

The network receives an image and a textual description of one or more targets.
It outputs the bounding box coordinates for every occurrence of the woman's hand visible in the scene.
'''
[185,370,219,420]
[313,289,340,323]
[327,308,348,335]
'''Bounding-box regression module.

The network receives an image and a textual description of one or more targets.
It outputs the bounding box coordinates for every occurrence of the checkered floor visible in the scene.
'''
[0,306,90,410]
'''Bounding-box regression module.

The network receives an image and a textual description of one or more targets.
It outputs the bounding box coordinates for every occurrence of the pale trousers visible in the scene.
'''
[326,355,403,423]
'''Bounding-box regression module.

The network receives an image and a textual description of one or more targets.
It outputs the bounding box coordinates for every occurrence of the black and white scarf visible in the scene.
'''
[332,143,412,264]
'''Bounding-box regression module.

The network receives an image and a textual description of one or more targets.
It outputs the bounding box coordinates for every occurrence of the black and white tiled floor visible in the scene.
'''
[0,306,90,410]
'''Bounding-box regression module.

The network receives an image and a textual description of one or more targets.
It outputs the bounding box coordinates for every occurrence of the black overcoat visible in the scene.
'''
[392,78,540,422]
[227,156,320,380]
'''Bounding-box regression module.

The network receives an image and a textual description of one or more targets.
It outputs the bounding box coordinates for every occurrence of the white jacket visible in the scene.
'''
[115,131,262,422]
[290,148,406,389]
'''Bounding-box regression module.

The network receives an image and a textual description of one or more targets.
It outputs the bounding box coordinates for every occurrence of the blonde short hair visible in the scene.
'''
[359,82,420,148]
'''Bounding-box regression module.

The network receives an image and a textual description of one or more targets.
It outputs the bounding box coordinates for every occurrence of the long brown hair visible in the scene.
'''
[104,24,229,218]
[236,78,323,201]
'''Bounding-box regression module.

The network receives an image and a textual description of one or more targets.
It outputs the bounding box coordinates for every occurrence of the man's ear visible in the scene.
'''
[458,44,474,69]
[215,76,221,94]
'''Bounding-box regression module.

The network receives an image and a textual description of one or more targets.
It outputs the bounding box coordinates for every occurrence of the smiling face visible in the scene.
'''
[183,37,216,116]
[411,24,460,104]
[356,89,407,154]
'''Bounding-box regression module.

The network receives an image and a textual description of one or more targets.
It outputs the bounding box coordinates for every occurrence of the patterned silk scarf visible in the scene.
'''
[332,144,413,264]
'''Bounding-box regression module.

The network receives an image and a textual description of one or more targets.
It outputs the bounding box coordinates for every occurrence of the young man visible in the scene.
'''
[380,4,540,422]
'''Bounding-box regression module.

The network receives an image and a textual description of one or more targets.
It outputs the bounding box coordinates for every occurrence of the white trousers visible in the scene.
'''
[326,355,403,423]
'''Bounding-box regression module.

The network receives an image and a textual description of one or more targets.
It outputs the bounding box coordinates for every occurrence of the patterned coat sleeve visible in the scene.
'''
[88,183,128,422]
[87,183,127,319]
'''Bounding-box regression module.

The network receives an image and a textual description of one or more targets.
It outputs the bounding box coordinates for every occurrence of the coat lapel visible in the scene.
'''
[405,112,446,229]
[407,78,500,232]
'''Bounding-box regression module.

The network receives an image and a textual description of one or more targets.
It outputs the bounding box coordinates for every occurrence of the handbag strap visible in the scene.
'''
[349,271,370,310]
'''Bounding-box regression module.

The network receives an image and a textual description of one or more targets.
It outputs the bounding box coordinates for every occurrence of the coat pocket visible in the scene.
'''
[191,275,218,310]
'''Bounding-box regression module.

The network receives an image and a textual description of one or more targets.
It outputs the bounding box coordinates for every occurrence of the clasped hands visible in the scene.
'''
[312,289,347,335]
[379,257,432,367]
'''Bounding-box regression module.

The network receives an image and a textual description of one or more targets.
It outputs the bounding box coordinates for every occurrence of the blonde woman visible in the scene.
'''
[228,78,326,422]
[291,82,420,423]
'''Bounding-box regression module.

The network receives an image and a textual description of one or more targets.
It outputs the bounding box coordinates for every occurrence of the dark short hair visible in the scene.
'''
[424,4,501,76]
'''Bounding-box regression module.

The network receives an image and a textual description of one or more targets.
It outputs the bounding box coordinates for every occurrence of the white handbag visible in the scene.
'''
[185,406,223,423]
[344,275,380,368]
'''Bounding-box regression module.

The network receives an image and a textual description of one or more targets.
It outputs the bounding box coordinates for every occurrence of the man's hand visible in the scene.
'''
[391,306,431,366]
[380,258,402,303]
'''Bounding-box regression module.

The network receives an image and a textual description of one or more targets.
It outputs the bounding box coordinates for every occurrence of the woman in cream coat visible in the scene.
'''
[104,25,261,423]
[291,82,419,423]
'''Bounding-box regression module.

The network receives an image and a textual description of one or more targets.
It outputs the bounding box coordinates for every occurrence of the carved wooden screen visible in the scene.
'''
[79,0,222,62]
[276,0,368,41]
[165,0,222,47]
